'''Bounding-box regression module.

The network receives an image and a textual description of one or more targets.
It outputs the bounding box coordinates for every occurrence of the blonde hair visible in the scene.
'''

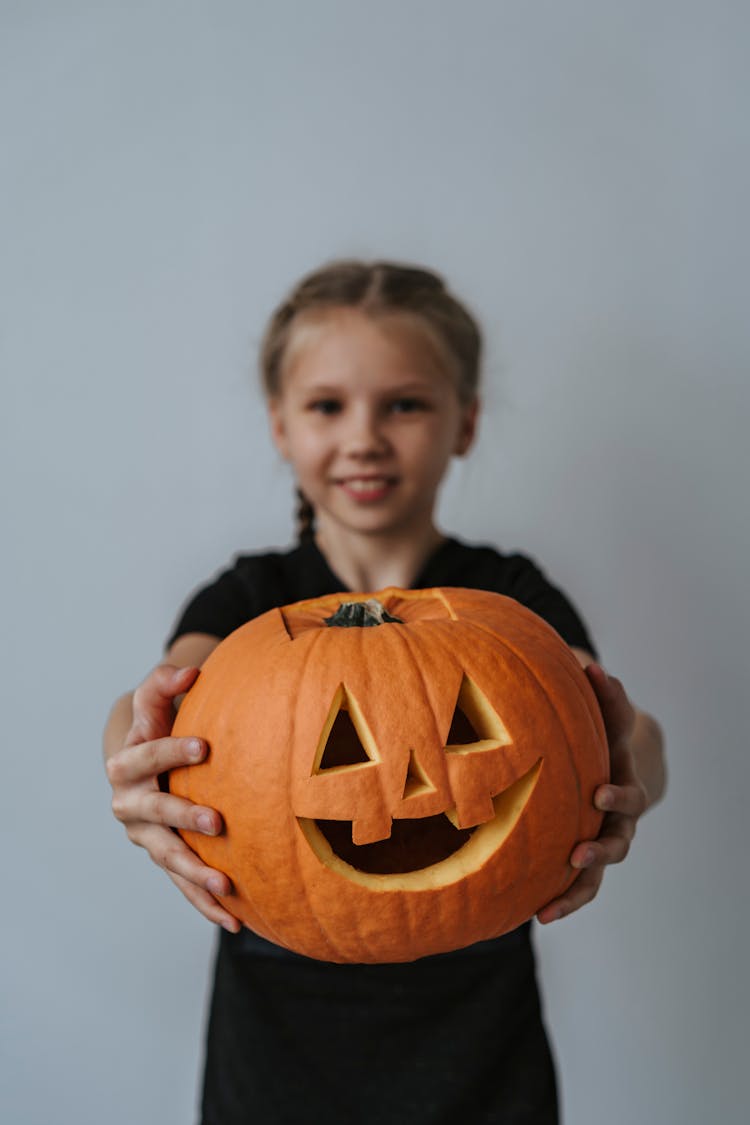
[259,259,483,539]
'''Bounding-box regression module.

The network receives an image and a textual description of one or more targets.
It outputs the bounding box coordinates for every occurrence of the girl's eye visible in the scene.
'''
[308,399,342,415]
[390,398,429,414]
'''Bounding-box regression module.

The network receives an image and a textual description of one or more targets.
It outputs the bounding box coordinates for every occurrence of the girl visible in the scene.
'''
[104,260,665,1124]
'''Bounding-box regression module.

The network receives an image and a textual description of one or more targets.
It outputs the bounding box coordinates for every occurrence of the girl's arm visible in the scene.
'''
[626,706,667,810]
[536,653,666,925]
[103,634,241,933]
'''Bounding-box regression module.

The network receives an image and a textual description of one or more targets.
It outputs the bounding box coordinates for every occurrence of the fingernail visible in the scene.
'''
[597,789,614,810]
[197,812,217,834]
[188,739,204,759]
[207,875,226,895]
[223,921,239,933]
[579,848,596,868]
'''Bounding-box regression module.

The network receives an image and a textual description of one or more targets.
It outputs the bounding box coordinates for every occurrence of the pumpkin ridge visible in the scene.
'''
[241,644,311,953]
[532,639,607,842]
[473,611,607,810]
[269,630,346,963]
[462,616,579,781]
[428,614,577,880]
[387,618,459,806]
[369,630,404,829]
[291,817,354,960]
[536,635,607,787]
[459,615,605,876]
[287,628,354,961]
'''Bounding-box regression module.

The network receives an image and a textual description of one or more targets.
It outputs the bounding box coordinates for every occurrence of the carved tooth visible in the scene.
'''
[351,813,393,846]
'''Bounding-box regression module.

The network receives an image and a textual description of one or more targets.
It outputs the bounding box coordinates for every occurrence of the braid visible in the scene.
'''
[295,488,316,542]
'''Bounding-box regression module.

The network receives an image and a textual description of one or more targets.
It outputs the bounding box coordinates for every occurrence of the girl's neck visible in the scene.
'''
[314,518,446,592]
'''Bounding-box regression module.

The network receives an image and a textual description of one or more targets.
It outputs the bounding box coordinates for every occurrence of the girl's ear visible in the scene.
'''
[454,397,479,457]
[268,399,290,460]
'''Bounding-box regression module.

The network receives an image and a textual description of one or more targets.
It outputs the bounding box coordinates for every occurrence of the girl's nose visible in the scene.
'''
[341,408,389,456]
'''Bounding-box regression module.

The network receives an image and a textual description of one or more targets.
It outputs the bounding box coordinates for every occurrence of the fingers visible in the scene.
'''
[537,866,604,925]
[538,811,640,924]
[137,825,241,932]
[571,776,646,872]
[108,728,223,835]
[538,796,645,925]
[112,787,223,836]
[107,735,207,787]
[569,816,634,870]
[169,871,241,933]
[536,666,646,927]
[594,779,647,819]
[126,664,200,746]
[126,821,234,897]
[107,662,239,933]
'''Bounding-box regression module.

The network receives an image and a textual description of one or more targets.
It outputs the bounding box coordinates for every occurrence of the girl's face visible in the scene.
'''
[269,307,478,539]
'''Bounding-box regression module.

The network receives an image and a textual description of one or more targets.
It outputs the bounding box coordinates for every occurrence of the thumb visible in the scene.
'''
[585,663,636,747]
[127,664,200,746]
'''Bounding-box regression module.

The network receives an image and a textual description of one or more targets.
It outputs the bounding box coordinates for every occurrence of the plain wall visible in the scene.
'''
[2,2,748,1122]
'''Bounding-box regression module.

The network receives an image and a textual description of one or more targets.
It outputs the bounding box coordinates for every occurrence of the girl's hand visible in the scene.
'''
[536,663,648,925]
[106,664,241,933]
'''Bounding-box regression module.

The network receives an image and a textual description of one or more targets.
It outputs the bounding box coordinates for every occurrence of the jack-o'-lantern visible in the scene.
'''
[169,587,608,963]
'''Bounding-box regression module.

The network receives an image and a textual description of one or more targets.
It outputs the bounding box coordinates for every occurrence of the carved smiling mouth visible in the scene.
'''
[297,759,542,890]
[315,809,473,873]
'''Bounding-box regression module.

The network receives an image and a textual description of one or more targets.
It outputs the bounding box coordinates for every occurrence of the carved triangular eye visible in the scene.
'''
[319,708,371,769]
[446,706,481,745]
[445,675,512,753]
[313,685,379,774]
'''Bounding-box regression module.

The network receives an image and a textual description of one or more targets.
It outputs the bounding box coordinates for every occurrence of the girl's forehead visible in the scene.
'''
[281,307,459,389]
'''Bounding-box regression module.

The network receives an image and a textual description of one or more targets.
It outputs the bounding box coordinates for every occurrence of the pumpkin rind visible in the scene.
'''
[169,587,608,963]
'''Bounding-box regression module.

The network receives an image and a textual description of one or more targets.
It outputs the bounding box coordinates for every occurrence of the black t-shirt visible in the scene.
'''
[168,535,597,657]
[168,536,597,1125]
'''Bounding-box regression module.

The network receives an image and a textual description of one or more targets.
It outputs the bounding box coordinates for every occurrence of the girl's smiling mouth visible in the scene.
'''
[336,476,399,501]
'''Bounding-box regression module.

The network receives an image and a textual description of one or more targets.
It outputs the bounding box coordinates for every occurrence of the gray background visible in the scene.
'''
[2,2,748,1122]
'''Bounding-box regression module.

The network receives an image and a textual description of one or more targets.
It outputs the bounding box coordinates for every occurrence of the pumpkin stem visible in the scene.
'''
[324,599,404,628]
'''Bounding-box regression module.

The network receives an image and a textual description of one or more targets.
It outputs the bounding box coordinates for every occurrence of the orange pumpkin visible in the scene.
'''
[169,587,608,963]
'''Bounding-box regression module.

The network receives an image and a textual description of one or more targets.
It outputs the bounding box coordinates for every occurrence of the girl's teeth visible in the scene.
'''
[346,479,389,492]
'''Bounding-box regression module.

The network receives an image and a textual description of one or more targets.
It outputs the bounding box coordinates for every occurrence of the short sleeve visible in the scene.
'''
[165,565,256,650]
[506,554,599,660]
